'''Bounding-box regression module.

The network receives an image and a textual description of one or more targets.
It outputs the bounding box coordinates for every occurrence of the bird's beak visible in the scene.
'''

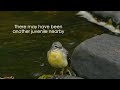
[58,47,62,49]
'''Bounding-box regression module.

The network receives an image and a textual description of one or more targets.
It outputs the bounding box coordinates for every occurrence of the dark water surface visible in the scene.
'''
[0,11,105,79]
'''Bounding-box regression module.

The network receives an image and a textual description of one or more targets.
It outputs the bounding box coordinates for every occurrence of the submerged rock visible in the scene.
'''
[71,34,120,79]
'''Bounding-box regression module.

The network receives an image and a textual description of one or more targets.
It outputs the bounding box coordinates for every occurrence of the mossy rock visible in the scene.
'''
[38,74,53,79]
[38,74,83,79]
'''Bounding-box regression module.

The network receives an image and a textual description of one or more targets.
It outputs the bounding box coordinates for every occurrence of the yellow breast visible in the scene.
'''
[48,50,68,68]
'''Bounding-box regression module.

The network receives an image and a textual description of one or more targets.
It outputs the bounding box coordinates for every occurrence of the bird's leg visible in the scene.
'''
[53,70,57,76]
[60,68,64,75]
[66,69,72,76]
[66,66,76,76]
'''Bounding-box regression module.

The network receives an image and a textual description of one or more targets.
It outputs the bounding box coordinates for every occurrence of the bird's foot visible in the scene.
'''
[66,69,72,76]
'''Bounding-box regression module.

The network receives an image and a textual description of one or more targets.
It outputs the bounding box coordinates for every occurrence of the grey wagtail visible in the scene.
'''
[47,41,69,75]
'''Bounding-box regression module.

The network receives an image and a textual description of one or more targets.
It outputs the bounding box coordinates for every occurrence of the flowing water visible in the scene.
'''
[0,11,110,79]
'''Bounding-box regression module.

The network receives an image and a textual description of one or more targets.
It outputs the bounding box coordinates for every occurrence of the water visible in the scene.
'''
[0,11,106,79]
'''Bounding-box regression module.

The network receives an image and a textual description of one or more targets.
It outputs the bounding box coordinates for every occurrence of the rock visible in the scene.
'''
[51,75,83,79]
[92,11,120,24]
[0,76,14,79]
[77,11,120,34]
[38,75,83,79]
[71,34,120,79]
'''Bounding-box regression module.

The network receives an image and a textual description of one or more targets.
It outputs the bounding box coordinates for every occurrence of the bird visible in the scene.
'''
[47,41,69,75]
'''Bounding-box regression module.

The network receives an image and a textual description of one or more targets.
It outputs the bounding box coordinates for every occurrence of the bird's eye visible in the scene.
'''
[55,46,57,48]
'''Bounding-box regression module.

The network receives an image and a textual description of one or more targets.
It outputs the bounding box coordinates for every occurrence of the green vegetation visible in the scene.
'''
[38,74,53,79]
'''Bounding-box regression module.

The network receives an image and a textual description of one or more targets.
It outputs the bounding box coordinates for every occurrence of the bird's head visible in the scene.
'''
[51,41,63,50]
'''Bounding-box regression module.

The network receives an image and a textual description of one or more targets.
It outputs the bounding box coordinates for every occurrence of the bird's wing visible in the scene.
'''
[62,47,72,67]
[62,47,68,55]
[47,50,50,59]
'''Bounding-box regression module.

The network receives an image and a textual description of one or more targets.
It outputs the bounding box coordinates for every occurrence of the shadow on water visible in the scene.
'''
[0,11,105,79]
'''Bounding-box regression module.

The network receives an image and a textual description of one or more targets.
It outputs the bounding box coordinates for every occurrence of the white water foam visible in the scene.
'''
[76,11,120,34]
